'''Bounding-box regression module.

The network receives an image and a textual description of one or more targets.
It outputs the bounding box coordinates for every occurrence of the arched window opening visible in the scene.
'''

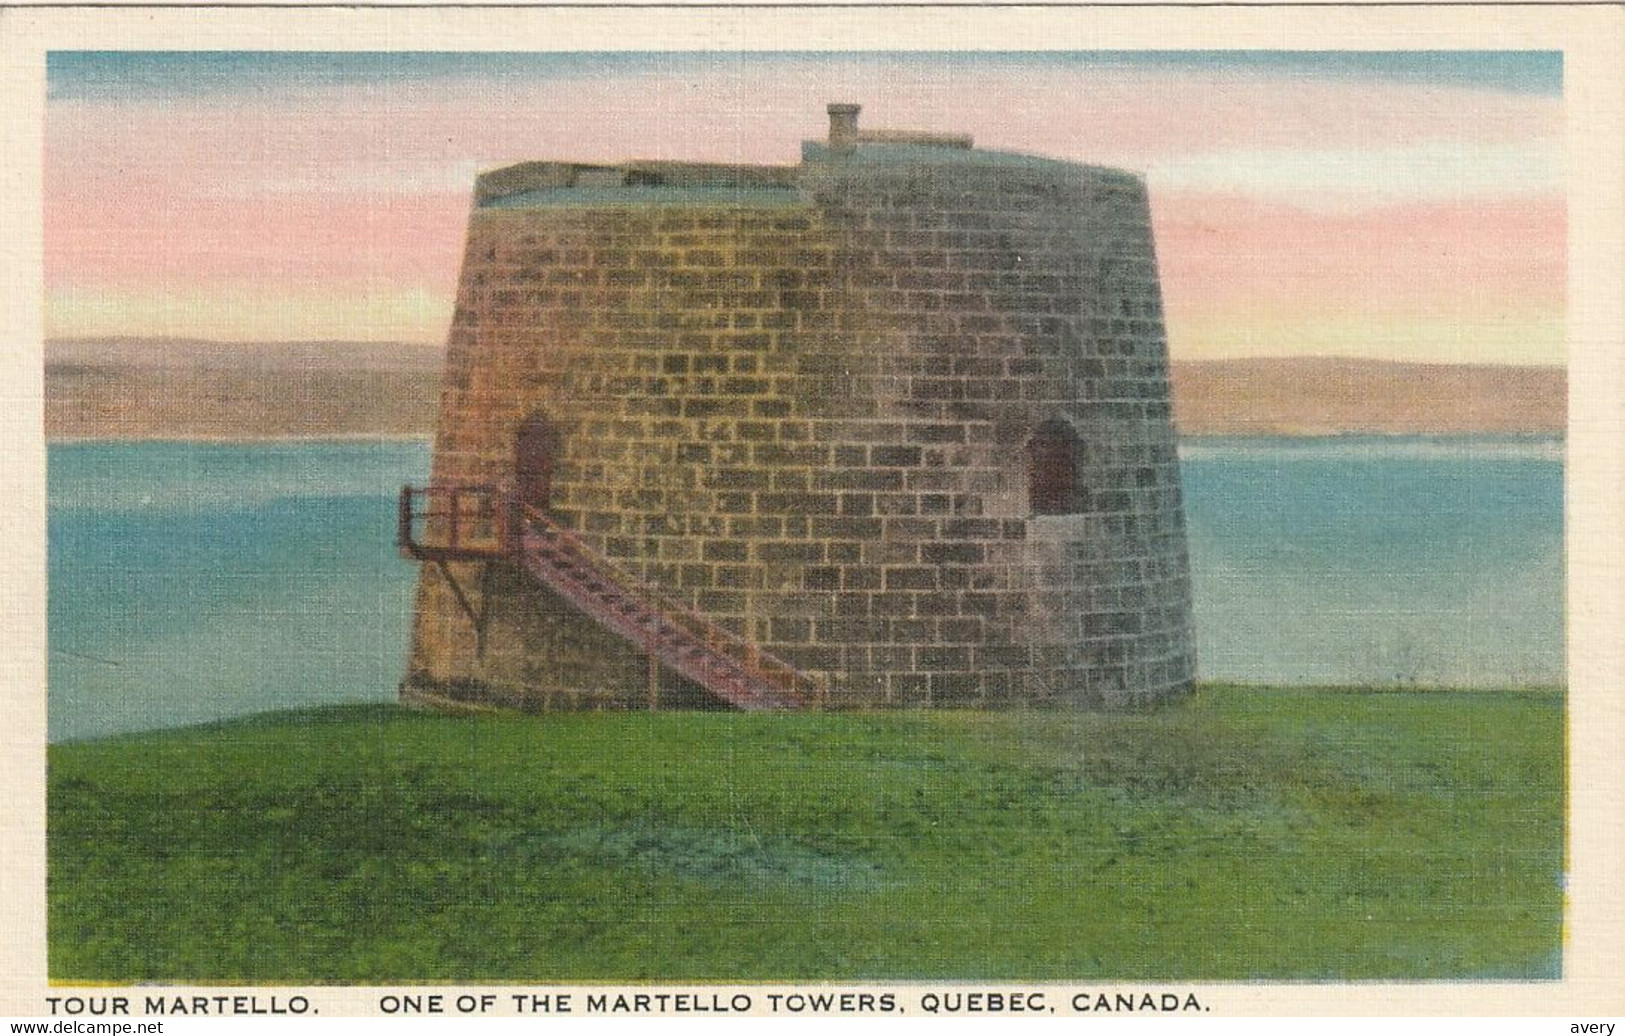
[1027,418,1079,516]
[514,412,560,512]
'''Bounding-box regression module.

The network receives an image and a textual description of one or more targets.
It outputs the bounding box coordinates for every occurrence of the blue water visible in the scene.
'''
[1181,436,1563,689]
[47,436,1564,741]
[48,442,433,743]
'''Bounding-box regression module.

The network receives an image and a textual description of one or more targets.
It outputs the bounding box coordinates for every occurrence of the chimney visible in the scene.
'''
[827,103,861,153]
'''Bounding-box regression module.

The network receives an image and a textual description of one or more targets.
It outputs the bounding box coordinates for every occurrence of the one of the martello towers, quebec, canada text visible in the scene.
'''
[397,103,1196,713]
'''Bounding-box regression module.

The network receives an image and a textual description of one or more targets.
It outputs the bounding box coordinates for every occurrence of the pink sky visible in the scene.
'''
[44,53,1565,364]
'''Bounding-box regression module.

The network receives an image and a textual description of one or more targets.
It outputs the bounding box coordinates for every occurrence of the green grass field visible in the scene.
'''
[48,686,1564,983]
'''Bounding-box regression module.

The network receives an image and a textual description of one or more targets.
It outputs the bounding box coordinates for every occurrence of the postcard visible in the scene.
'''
[2,3,1621,1018]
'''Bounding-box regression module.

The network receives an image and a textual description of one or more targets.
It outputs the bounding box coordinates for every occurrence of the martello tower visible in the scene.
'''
[399,104,1196,711]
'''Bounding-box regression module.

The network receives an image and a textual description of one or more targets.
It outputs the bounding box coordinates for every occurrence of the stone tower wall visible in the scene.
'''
[407,132,1196,710]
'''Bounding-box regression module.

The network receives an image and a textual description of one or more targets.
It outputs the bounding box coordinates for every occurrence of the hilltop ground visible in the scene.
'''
[48,685,1563,982]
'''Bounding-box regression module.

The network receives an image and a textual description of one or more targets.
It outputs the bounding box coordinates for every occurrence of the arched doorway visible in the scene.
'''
[514,412,559,511]
[1027,418,1079,516]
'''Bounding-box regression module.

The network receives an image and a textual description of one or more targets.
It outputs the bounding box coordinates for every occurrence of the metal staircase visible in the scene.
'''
[399,485,817,711]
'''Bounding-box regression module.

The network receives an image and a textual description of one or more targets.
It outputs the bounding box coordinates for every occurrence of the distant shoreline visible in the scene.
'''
[44,339,1565,442]
[47,433,438,445]
[45,431,1565,447]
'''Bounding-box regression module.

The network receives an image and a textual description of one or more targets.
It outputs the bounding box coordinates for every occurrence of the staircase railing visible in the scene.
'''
[511,500,822,708]
[398,483,504,560]
[398,483,824,709]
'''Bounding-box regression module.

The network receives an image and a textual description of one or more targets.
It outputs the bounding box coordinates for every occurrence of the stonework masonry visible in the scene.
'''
[405,105,1197,710]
